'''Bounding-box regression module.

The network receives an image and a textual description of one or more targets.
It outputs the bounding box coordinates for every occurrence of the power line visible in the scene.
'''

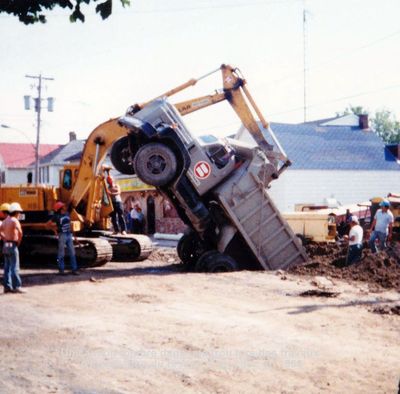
[268,28,400,87]
[270,82,400,117]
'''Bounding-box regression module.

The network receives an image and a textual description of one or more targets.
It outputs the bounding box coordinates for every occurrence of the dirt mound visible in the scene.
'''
[148,247,180,264]
[371,305,400,316]
[290,242,400,291]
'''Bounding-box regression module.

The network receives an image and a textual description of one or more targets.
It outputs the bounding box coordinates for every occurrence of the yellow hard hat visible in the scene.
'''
[0,203,10,212]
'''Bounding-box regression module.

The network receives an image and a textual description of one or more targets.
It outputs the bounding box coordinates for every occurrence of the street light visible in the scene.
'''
[0,123,37,185]
[0,124,36,148]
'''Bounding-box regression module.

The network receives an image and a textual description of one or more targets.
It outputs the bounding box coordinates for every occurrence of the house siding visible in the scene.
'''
[5,168,30,184]
[268,169,400,212]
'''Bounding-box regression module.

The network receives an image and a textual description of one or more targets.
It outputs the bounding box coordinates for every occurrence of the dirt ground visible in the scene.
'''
[0,247,399,394]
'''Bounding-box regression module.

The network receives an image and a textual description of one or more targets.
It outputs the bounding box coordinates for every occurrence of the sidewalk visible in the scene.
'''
[150,234,181,248]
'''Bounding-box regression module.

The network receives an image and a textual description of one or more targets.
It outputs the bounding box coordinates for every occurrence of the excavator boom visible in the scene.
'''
[129,64,290,174]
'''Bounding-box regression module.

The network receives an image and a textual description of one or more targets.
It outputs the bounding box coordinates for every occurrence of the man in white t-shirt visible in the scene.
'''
[368,199,394,253]
[345,216,363,265]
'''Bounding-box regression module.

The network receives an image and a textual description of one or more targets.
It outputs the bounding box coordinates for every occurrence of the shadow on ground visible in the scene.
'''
[1,262,185,289]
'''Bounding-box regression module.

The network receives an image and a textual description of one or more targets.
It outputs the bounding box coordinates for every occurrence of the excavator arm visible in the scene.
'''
[68,118,127,224]
[71,64,289,223]
[134,64,290,173]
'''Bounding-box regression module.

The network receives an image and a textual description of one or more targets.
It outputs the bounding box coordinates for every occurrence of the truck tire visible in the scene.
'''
[195,250,219,273]
[177,231,204,270]
[134,143,177,186]
[205,252,238,273]
[110,136,135,175]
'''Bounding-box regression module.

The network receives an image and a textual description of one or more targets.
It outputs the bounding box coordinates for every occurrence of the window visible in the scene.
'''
[62,169,72,190]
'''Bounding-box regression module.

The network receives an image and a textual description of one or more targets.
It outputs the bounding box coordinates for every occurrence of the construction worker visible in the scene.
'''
[344,216,363,265]
[106,175,127,235]
[1,202,25,294]
[369,199,394,253]
[49,201,79,275]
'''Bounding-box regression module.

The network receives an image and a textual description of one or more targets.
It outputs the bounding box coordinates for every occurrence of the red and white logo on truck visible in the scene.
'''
[194,161,211,179]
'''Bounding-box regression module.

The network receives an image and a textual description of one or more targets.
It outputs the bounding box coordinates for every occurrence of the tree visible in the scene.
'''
[0,0,130,24]
[338,105,400,143]
[371,110,400,144]
[336,105,368,117]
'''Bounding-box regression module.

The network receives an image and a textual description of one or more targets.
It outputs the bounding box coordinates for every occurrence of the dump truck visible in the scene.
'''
[107,64,308,271]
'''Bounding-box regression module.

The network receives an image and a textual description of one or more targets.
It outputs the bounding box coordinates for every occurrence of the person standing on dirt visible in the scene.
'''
[1,202,25,294]
[368,199,394,253]
[49,202,79,276]
[345,216,363,265]
[107,175,127,235]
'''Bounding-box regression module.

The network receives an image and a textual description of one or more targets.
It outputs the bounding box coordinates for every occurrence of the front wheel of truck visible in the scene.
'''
[133,142,177,187]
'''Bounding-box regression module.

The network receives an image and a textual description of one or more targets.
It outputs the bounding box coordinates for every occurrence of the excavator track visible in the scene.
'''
[102,234,153,261]
[19,235,113,268]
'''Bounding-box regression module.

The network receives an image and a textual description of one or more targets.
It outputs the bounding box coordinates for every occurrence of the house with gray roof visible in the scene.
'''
[236,114,400,211]
[28,132,84,185]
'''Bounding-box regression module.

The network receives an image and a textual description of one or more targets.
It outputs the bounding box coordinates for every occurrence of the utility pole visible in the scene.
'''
[24,74,54,184]
[303,1,308,123]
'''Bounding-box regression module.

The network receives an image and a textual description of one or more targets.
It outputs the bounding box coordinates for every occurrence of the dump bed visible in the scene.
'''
[214,152,308,270]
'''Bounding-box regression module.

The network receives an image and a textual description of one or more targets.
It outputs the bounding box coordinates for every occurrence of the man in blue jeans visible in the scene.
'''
[50,202,79,275]
[369,199,394,253]
[1,202,26,293]
[345,216,363,265]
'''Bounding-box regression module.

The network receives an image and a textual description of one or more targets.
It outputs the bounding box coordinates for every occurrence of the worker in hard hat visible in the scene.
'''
[0,202,25,294]
[368,199,394,253]
[49,201,79,275]
[344,216,363,265]
[106,175,127,235]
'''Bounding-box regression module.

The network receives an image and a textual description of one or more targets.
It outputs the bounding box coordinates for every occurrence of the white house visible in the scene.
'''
[31,132,85,186]
[236,114,400,212]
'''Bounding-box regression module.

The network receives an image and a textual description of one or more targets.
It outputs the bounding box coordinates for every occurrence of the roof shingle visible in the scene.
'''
[0,143,61,168]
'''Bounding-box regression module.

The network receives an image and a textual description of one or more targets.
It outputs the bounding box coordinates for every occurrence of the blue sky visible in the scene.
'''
[0,0,400,144]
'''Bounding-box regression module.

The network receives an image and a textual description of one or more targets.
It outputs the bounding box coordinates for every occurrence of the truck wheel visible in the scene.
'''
[195,250,219,273]
[177,231,203,270]
[205,252,238,273]
[110,136,135,175]
[134,143,177,186]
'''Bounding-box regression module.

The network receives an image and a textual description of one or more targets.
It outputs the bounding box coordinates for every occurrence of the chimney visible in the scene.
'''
[69,131,77,142]
[358,114,369,130]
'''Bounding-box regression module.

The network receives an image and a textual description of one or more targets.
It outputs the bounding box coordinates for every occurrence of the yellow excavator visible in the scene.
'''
[0,156,152,267]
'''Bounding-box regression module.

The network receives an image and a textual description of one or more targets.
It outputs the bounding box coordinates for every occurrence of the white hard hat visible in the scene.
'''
[9,202,23,213]
[350,215,359,224]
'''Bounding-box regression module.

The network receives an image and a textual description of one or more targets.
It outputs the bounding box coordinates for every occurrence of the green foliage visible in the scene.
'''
[0,0,130,24]
[336,105,368,117]
[371,109,400,144]
[338,105,400,143]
